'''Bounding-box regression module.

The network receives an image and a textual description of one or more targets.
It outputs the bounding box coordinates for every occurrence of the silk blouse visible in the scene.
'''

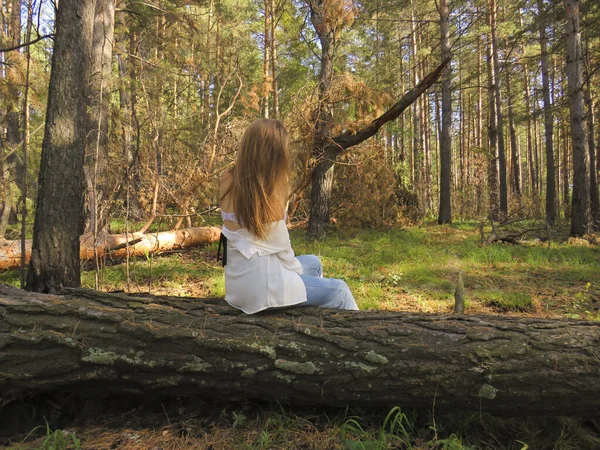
[220,220,307,314]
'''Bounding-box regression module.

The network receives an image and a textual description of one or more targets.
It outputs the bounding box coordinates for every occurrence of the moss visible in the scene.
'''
[478,383,497,400]
[180,355,212,372]
[274,359,317,375]
[364,350,388,365]
[82,348,118,365]
[259,345,277,360]
[273,371,296,383]
[82,348,158,368]
[286,341,307,357]
[241,368,256,378]
[345,361,377,373]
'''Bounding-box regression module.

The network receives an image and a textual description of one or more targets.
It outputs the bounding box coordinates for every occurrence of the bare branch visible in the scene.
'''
[0,34,53,53]
[330,57,451,154]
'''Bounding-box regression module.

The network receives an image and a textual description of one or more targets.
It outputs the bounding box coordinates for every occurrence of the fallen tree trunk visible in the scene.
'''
[0,226,221,270]
[1,284,599,417]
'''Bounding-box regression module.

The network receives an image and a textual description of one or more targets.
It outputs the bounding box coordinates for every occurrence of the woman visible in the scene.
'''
[219,118,358,314]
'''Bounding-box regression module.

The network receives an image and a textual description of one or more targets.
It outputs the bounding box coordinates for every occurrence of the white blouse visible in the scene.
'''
[221,220,307,314]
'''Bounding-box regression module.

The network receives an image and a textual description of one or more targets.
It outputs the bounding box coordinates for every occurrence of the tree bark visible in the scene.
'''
[0,0,22,239]
[538,0,556,225]
[488,0,507,218]
[1,285,599,417]
[307,0,336,237]
[0,227,221,271]
[85,0,116,234]
[437,0,452,225]
[26,0,96,293]
[523,63,536,198]
[505,63,520,198]
[486,35,499,221]
[262,0,271,118]
[563,0,590,236]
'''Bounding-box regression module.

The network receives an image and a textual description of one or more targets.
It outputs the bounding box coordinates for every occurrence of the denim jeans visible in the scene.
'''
[296,254,359,310]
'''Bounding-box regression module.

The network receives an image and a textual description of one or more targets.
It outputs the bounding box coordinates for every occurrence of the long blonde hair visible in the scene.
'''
[224,119,291,239]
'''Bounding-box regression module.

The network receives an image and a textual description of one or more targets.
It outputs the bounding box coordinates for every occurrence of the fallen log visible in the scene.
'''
[1,285,599,416]
[0,226,221,270]
[2,286,600,416]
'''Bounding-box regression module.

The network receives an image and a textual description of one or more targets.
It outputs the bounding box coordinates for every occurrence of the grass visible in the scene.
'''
[2,221,598,317]
[289,223,600,318]
[2,223,600,449]
[6,402,600,449]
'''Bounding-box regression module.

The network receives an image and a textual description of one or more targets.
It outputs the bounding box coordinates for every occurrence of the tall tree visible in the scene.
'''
[26,0,96,292]
[0,0,21,238]
[488,0,507,218]
[437,0,452,224]
[307,0,338,236]
[86,0,115,234]
[486,27,499,221]
[538,0,556,225]
[563,0,590,236]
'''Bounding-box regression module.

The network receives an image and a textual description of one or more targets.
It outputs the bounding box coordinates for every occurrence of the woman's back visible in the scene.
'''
[219,169,286,233]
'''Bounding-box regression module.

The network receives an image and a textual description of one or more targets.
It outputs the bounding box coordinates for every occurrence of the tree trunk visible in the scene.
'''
[437,0,452,224]
[1,284,600,417]
[562,122,571,219]
[262,0,271,118]
[0,180,12,239]
[585,81,598,229]
[0,0,21,239]
[489,0,507,218]
[410,6,423,201]
[539,0,556,225]
[563,0,590,236]
[269,0,279,119]
[85,0,116,234]
[0,226,221,271]
[26,0,96,293]
[523,64,536,199]
[487,36,499,221]
[505,64,520,198]
[307,0,336,236]
[583,40,598,229]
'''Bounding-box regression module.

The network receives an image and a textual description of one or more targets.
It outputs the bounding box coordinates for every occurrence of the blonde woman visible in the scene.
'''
[219,119,358,314]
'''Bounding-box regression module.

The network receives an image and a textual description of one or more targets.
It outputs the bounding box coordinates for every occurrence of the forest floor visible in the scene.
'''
[1,221,600,449]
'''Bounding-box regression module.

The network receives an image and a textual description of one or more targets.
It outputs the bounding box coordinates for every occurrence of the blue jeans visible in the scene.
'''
[296,254,359,310]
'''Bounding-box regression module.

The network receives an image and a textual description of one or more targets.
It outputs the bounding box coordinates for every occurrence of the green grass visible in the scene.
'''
[2,222,599,319]
[290,224,600,318]
[12,403,600,449]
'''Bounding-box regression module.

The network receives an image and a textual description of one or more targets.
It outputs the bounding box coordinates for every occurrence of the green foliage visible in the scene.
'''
[480,291,533,312]
[38,420,81,450]
[436,434,474,450]
[341,406,414,450]
[232,411,248,429]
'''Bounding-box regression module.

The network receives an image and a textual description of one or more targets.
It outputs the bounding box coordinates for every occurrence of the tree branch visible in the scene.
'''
[0,34,53,53]
[330,57,451,154]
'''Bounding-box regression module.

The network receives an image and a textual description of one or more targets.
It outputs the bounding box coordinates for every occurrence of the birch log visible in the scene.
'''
[0,227,221,270]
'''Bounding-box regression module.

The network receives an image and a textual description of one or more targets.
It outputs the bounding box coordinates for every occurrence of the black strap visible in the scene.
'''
[217,232,227,266]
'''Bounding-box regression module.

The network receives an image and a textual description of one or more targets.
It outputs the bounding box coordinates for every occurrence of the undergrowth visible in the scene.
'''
[6,402,600,449]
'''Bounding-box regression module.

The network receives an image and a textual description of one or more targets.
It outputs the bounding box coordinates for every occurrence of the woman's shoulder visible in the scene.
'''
[220,169,234,197]
[220,169,233,184]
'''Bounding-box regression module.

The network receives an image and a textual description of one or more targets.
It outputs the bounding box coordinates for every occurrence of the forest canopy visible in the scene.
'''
[1,0,599,248]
